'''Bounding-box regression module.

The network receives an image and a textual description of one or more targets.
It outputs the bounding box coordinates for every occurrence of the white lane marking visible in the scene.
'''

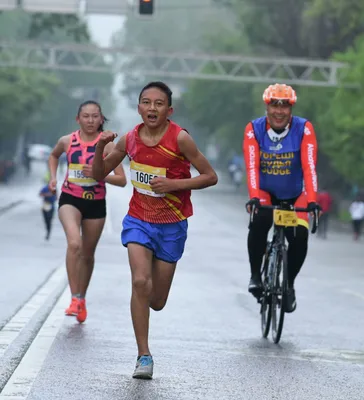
[0,265,66,358]
[340,288,364,302]
[0,288,68,399]
[0,202,35,220]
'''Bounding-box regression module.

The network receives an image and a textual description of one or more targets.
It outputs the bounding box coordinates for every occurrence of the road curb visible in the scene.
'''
[0,200,24,216]
[0,265,67,391]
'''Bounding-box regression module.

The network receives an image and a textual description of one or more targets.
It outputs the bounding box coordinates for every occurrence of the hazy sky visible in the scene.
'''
[86,14,140,132]
[86,15,123,47]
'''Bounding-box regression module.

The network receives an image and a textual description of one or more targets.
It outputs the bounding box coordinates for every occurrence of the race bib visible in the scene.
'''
[273,210,298,227]
[130,160,166,197]
[42,202,52,212]
[68,163,97,187]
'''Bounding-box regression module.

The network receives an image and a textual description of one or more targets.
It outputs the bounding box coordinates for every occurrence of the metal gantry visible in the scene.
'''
[0,41,349,87]
[0,0,81,13]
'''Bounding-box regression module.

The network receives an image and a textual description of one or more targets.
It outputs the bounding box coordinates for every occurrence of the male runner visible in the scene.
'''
[92,81,218,379]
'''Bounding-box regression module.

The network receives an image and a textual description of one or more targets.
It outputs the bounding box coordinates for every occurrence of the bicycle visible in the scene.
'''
[249,202,319,344]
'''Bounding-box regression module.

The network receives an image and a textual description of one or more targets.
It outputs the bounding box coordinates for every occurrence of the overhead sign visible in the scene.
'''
[22,0,80,13]
[0,0,17,10]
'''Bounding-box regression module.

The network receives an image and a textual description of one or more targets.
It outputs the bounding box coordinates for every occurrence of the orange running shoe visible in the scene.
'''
[77,299,87,323]
[65,297,79,316]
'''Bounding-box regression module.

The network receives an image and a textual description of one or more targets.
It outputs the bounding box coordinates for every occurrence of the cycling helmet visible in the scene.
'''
[263,83,297,105]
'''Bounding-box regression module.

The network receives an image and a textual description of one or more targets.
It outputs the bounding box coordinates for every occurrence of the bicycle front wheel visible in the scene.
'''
[271,247,288,344]
[260,252,272,338]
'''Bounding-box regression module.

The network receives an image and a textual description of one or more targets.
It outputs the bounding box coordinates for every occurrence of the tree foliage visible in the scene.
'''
[316,35,364,186]
[119,0,364,191]
[0,10,114,151]
[113,0,235,104]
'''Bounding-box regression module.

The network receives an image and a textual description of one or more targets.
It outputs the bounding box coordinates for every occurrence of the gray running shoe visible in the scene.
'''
[132,355,154,379]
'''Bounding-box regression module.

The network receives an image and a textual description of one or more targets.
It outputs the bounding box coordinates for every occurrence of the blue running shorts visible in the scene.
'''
[121,214,188,263]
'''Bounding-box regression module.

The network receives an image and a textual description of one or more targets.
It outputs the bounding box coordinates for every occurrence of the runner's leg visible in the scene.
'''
[59,205,82,295]
[79,217,105,297]
[150,259,176,311]
[128,243,154,356]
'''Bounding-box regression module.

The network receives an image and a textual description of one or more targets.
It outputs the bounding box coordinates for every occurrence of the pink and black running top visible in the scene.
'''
[62,130,106,200]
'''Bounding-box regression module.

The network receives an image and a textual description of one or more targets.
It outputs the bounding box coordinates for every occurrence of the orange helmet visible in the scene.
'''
[263,83,297,105]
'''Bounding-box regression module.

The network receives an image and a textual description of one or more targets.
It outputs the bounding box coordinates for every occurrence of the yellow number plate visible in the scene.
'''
[273,210,298,227]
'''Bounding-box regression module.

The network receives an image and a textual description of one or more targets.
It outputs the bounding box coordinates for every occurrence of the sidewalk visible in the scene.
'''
[0,162,48,213]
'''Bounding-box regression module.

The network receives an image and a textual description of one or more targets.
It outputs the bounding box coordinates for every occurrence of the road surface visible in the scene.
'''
[0,164,363,399]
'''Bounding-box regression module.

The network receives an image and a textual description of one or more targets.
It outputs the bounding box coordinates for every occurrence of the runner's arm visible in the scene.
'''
[48,135,69,180]
[93,135,127,181]
[242,122,260,199]
[102,142,127,187]
[40,191,54,198]
[301,121,318,203]
[173,130,218,190]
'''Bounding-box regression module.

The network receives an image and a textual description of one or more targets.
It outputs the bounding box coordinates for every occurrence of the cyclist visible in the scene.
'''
[243,83,321,313]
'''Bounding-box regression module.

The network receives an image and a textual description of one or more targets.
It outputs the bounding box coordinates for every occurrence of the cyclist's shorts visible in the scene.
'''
[121,214,188,263]
[58,192,106,220]
[259,190,309,229]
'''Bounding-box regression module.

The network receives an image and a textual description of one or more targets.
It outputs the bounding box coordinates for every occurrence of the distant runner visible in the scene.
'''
[39,178,57,241]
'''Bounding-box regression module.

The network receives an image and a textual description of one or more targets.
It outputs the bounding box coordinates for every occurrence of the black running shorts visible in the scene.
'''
[58,192,106,220]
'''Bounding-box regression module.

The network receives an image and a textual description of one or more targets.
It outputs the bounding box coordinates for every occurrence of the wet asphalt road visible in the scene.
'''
[0,166,364,399]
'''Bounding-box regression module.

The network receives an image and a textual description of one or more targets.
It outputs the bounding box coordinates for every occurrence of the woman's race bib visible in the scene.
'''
[130,160,166,197]
[68,163,97,187]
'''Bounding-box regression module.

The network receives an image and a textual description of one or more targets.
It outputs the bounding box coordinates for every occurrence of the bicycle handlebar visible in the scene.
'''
[249,204,319,234]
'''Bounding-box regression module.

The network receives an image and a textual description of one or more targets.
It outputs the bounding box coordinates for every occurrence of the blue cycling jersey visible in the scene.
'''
[252,116,307,200]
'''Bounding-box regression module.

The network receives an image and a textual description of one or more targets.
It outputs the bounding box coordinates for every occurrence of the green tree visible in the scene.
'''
[116,0,364,185]
[26,12,114,144]
[113,0,235,100]
[0,68,59,139]
[318,35,364,186]
[115,1,239,151]
[186,0,364,179]
[28,13,90,42]
[0,9,114,150]
[181,30,255,157]
[305,0,364,56]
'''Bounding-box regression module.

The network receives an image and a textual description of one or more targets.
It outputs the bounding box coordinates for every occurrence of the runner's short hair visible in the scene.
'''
[139,81,173,106]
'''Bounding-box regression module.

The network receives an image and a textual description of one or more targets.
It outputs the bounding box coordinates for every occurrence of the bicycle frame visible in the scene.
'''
[250,201,319,343]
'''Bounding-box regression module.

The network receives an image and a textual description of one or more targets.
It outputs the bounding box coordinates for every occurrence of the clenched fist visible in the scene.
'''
[150,177,177,194]
[98,130,118,147]
[48,178,57,193]
[82,165,93,178]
